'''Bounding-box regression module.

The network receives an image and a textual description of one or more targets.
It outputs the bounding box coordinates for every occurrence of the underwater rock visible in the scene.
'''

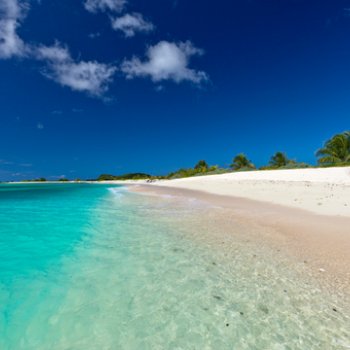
[259,305,269,314]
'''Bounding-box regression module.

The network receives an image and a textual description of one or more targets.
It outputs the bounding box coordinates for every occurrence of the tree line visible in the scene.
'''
[97,130,349,180]
[230,130,350,171]
[13,131,350,182]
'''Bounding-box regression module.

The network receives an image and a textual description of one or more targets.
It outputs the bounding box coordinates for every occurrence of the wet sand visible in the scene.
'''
[130,184,350,303]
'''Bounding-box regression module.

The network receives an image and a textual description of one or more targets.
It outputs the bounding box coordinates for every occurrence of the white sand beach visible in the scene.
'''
[121,167,350,297]
[150,167,350,217]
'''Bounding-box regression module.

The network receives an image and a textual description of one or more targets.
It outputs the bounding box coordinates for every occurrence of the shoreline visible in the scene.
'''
[2,182,349,347]
[150,167,350,217]
[129,183,350,302]
[5,166,350,217]
[5,168,350,296]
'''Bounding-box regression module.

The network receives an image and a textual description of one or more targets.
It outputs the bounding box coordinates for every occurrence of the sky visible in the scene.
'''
[1,0,350,180]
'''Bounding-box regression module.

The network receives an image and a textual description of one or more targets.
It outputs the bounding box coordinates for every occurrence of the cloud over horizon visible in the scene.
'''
[121,41,208,84]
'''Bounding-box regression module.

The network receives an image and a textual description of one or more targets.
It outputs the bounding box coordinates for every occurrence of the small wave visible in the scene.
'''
[161,194,177,199]
[108,187,128,198]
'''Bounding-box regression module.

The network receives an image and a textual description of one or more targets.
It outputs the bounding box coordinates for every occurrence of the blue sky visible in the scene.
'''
[1,0,350,180]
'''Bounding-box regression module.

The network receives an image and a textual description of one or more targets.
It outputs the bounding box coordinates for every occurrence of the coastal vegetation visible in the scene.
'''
[97,173,153,181]
[230,153,255,170]
[258,152,309,170]
[269,152,290,168]
[21,178,47,182]
[194,160,209,172]
[6,131,349,182]
[92,131,349,181]
[316,131,350,166]
[165,160,220,179]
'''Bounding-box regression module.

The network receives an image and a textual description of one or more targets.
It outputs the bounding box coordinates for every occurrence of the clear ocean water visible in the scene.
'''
[0,183,349,349]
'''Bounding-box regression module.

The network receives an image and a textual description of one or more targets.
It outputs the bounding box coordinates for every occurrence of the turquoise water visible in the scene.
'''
[0,183,349,349]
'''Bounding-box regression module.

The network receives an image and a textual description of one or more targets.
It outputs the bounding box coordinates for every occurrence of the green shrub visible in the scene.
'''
[97,173,152,181]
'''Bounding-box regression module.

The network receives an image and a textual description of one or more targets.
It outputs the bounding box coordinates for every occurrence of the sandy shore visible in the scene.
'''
[149,167,350,217]
[118,167,350,299]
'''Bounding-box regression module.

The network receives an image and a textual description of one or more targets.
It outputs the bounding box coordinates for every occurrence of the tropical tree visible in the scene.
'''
[316,131,350,165]
[36,177,47,182]
[194,160,209,172]
[231,153,255,170]
[269,152,290,168]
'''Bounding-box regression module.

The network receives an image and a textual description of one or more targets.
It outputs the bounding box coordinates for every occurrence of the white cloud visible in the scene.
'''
[0,0,28,59]
[36,43,116,96]
[84,0,126,13]
[37,44,70,61]
[121,41,208,84]
[0,1,116,97]
[37,122,44,129]
[111,13,154,37]
[0,1,210,96]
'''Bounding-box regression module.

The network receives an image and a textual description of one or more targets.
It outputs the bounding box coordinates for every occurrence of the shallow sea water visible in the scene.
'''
[0,183,349,349]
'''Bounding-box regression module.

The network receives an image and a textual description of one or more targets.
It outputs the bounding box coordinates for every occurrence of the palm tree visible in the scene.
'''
[194,160,209,172]
[231,153,255,170]
[316,131,350,165]
[269,152,289,168]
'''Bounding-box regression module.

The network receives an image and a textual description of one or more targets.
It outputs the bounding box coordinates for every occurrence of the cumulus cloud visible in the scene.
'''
[0,1,116,97]
[84,0,126,13]
[1,1,210,96]
[36,43,116,96]
[111,13,154,37]
[0,0,28,59]
[37,44,70,61]
[121,41,208,84]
